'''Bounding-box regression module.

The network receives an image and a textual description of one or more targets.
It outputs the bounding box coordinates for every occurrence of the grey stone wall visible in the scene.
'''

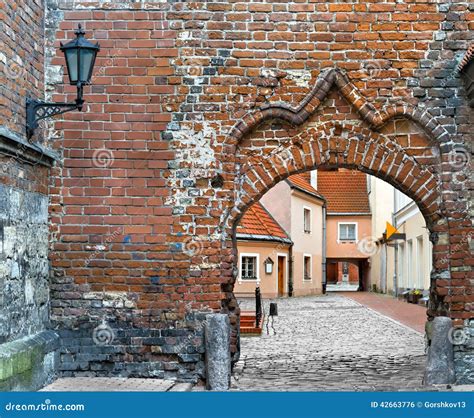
[0,183,58,390]
[0,184,50,342]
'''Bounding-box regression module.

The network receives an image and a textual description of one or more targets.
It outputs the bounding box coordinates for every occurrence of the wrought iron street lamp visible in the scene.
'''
[26,24,100,138]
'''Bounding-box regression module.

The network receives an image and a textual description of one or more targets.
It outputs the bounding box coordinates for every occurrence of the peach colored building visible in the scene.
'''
[316,169,372,291]
[236,173,325,298]
[235,202,292,298]
[261,174,325,297]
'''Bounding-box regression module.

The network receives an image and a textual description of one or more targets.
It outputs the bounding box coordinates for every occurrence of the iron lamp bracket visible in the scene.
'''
[26,82,85,139]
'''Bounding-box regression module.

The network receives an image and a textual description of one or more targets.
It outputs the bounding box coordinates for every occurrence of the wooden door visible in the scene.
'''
[278,256,285,297]
[327,262,337,284]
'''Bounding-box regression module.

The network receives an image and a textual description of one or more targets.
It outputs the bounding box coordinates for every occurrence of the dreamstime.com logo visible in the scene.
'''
[357,236,380,256]
[3,59,26,80]
[448,146,471,171]
[182,236,204,256]
[92,148,115,168]
[92,320,115,346]
[5,399,85,412]
[448,327,470,346]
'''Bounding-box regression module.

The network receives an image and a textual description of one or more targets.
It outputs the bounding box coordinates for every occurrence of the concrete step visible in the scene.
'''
[327,283,359,292]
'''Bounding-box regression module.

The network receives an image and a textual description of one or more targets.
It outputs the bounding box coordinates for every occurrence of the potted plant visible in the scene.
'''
[408,289,423,304]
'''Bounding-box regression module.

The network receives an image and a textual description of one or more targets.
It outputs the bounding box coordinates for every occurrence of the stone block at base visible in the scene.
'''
[205,314,231,391]
[0,331,59,391]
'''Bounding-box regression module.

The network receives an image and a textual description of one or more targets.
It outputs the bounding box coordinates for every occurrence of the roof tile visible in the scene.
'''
[317,169,371,214]
[287,173,324,200]
[237,202,289,240]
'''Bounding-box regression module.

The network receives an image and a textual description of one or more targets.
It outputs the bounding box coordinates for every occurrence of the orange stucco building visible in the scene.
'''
[235,169,372,297]
[316,169,372,291]
[236,173,325,298]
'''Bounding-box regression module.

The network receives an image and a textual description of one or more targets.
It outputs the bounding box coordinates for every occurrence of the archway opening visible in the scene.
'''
[229,166,436,391]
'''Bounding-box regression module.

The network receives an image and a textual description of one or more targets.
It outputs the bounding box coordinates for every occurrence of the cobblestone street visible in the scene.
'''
[232,294,427,391]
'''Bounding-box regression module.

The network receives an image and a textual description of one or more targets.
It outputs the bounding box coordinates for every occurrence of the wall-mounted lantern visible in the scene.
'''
[26,24,100,138]
[264,257,274,274]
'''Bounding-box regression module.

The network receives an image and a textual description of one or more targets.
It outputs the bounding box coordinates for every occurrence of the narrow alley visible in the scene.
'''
[232,294,427,391]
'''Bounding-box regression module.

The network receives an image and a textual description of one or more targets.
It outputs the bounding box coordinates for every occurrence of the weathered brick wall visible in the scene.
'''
[0,0,59,390]
[45,1,472,383]
[0,0,45,139]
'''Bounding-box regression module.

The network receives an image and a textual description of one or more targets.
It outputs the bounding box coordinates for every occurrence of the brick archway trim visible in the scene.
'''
[228,68,449,145]
[228,123,441,232]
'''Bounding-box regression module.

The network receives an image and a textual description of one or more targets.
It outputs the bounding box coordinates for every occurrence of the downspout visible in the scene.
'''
[392,212,398,298]
[322,203,327,294]
[288,244,294,297]
[394,244,398,297]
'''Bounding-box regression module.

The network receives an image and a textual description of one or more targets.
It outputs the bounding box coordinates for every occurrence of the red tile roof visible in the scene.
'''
[458,43,474,72]
[286,173,324,200]
[316,169,371,214]
[237,202,290,242]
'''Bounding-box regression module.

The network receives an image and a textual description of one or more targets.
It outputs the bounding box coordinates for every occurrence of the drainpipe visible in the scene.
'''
[394,245,398,298]
[288,244,294,297]
[392,213,398,298]
[322,203,327,294]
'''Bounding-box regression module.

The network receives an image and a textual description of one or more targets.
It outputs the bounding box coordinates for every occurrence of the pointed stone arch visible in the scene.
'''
[227,68,450,148]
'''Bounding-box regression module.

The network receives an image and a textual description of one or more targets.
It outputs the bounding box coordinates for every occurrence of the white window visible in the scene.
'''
[303,255,312,281]
[417,236,424,289]
[240,254,259,281]
[407,239,413,288]
[338,222,357,242]
[394,189,414,212]
[303,207,312,233]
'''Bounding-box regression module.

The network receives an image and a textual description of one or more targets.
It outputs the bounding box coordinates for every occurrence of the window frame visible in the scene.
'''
[337,222,358,242]
[303,206,312,234]
[303,254,312,281]
[239,253,260,282]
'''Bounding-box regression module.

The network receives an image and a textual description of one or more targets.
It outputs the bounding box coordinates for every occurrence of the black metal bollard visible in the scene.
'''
[255,286,262,328]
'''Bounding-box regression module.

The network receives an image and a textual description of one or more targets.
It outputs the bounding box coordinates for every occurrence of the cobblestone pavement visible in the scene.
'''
[232,294,428,391]
[41,377,192,392]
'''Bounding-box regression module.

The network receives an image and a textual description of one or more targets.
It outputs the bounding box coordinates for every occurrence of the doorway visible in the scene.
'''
[277,256,285,297]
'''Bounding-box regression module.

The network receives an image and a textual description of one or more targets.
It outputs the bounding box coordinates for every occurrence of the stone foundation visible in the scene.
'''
[0,331,59,391]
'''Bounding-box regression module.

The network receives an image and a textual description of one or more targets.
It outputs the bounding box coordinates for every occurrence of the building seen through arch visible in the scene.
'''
[235,168,432,303]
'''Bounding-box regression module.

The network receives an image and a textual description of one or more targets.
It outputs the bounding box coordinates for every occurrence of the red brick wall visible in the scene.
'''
[45,1,472,381]
[0,0,45,139]
[335,262,359,283]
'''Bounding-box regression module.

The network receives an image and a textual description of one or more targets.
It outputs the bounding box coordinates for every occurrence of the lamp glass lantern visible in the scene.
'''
[26,24,100,139]
[60,24,100,86]
[264,257,274,274]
